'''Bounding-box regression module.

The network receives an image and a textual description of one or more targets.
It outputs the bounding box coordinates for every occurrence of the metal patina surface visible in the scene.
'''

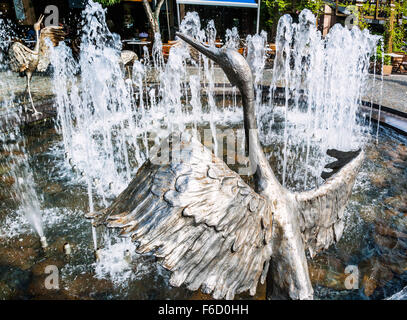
[8,15,64,116]
[89,33,365,300]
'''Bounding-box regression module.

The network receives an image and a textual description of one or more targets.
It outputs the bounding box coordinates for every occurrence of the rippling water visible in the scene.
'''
[0,114,406,299]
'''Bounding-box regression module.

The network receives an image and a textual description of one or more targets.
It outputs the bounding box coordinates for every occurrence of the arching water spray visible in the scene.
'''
[268,10,379,189]
[0,18,45,244]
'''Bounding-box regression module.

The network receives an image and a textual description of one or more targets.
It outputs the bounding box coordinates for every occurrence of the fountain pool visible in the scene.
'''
[0,114,407,300]
[0,1,406,300]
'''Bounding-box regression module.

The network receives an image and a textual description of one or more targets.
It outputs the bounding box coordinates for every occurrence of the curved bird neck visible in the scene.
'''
[34,29,40,53]
[240,83,283,195]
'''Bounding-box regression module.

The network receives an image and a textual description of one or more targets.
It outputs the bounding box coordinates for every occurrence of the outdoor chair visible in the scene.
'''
[265,43,276,67]
[395,54,407,73]
[162,43,172,60]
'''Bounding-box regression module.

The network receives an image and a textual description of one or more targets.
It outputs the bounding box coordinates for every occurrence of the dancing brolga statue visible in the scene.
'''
[89,32,364,300]
[8,15,65,116]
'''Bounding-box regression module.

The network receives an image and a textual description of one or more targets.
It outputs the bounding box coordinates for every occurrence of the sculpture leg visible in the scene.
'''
[22,75,29,109]
[26,72,41,117]
[127,65,133,81]
[124,63,133,81]
[267,200,314,300]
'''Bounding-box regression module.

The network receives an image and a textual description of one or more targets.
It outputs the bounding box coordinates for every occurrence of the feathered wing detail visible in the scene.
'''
[294,150,364,257]
[8,42,36,73]
[120,50,138,65]
[90,133,273,300]
[37,26,65,72]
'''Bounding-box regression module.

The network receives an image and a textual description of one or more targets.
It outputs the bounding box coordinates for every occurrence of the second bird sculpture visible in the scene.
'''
[89,33,364,300]
[8,15,65,116]
[119,50,138,79]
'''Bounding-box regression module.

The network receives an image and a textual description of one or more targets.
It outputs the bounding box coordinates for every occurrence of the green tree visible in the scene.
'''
[386,0,407,53]
[94,0,121,6]
[94,0,166,39]
[262,0,324,36]
[141,0,166,36]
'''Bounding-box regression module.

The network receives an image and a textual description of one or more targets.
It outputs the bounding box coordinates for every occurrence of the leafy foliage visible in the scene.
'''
[376,40,392,65]
[262,0,325,31]
[387,1,407,53]
[361,0,406,53]
[94,0,121,7]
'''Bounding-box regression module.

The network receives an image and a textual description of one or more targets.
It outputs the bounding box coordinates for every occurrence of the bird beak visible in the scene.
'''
[175,32,221,64]
[37,14,44,24]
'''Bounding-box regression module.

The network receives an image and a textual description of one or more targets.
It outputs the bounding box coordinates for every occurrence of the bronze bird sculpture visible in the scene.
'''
[71,36,137,80]
[8,15,65,116]
[89,32,364,300]
[119,50,138,79]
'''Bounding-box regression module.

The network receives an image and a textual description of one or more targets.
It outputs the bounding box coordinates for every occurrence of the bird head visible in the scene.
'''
[175,32,253,91]
[34,15,44,31]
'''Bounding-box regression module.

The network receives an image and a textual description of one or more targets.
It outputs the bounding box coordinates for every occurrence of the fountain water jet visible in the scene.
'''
[49,2,241,279]
[246,31,268,118]
[87,10,375,298]
[0,19,46,246]
[267,10,379,190]
[46,3,382,298]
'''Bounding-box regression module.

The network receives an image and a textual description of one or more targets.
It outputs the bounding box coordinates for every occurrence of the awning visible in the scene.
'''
[176,0,258,8]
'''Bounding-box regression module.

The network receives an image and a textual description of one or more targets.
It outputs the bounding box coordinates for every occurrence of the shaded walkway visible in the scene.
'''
[1,69,406,117]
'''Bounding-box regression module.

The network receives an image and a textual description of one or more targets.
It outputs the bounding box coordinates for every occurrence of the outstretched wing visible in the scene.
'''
[8,42,36,73]
[120,50,138,65]
[37,26,65,72]
[294,150,364,257]
[90,133,273,300]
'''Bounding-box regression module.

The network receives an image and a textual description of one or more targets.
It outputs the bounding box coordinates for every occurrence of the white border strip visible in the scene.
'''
[176,0,258,8]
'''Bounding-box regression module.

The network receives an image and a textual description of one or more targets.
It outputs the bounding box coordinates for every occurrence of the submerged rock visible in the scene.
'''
[362,275,378,297]
[374,233,398,250]
[43,184,63,195]
[384,209,399,217]
[375,222,407,239]
[369,174,389,188]
[359,207,378,223]
[0,150,25,158]
[392,160,407,170]
[383,160,403,175]
[0,281,16,299]
[31,258,66,277]
[0,175,15,187]
[308,260,348,291]
[0,165,11,176]
[308,264,328,284]
[0,265,32,295]
[384,195,407,208]
[64,273,114,299]
[0,235,43,275]
[359,257,394,297]
[397,144,407,160]
[190,290,213,300]
[366,148,380,161]
[27,274,74,300]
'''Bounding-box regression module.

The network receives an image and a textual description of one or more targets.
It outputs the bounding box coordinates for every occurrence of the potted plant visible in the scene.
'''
[376,44,393,76]
[382,55,393,75]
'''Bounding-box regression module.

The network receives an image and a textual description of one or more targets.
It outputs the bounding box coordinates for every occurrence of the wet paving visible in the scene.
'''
[365,74,407,115]
[1,69,406,115]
